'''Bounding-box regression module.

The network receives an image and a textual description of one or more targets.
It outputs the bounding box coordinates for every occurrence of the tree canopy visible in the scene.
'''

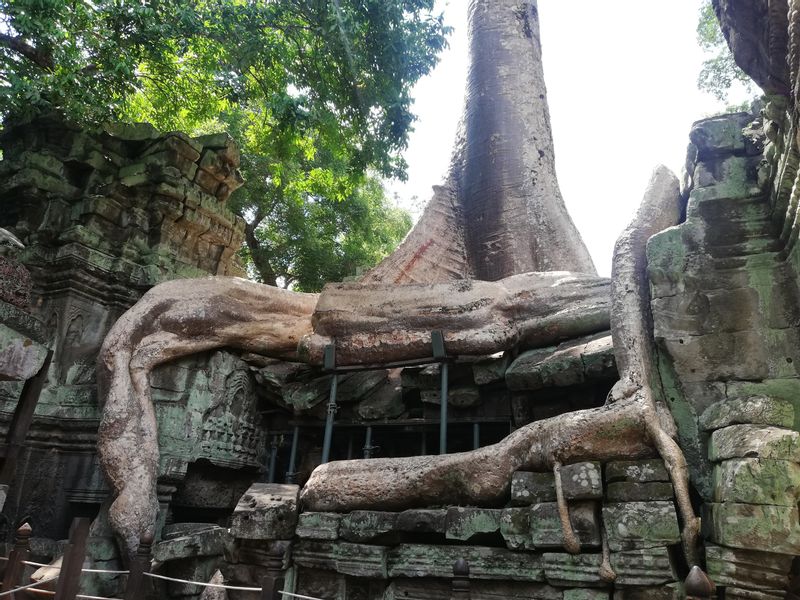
[696,0,755,104]
[0,0,449,290]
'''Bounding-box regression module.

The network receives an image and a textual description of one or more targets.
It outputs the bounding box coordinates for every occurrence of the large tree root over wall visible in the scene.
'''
[97,168,699,569]
[301,166,701,570]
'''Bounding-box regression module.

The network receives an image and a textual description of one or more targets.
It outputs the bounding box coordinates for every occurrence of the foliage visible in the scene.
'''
[0,0,447,289]
[696,0,755,103]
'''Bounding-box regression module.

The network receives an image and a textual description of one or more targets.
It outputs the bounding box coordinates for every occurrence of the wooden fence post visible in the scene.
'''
[451,558,470,600]
[1,522,31,595]
[53,517,90,600]
[124,532,154,600]
[259,544,286,600]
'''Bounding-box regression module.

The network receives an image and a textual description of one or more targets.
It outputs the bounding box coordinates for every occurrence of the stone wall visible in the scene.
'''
[0,116,262,549]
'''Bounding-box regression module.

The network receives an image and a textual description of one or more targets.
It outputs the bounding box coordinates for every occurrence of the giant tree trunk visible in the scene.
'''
[362,0,595,285]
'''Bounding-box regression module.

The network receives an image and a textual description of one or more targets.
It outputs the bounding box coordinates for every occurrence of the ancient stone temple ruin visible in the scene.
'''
[1,0,800,599]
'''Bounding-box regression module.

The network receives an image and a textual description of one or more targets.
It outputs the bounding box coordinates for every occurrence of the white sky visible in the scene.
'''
[386,0,749,276]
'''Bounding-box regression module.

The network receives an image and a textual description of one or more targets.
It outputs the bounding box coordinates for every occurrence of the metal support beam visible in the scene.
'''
[286,426,299,484]
[267,435,279,483]
[321,344,338,464]
[473,423,480,450]
[363,426,374,459]
[432,331,448,455]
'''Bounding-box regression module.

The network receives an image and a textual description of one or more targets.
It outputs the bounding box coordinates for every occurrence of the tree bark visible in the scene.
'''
[362,0,595,284]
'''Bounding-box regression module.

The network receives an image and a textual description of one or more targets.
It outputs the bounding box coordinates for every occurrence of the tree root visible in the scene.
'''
[553,461,580,554]
[599,519,616,583]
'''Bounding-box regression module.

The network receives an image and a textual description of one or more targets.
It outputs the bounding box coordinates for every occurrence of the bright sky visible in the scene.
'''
[386,0,748,276]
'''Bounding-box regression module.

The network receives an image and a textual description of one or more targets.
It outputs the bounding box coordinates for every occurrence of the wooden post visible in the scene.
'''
[1,522,31,595]
[124,532,154,600]
[685,565,715,600]
[53,517,90,600]
[451,558,470,600]
[259,545,286,600]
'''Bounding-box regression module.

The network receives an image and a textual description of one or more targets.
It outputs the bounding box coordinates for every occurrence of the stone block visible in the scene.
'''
[293,541,388,579]
[0,323,49,381]
[500,507,530,550]
[511,471,556,504]
[614,584,682,600]
[560,462,603,500]
[384,579,563,600]
[689,113,750,159]
[563,589,609,600]
[230,483,299,540]
[725,588,785,600]
[445,507,501,541]
[699,396,794,431]
[705,543,793,591]
[530,502,600,549]
[706,502,800,554]
[542,553,604,587]
[153,525,228,562]
[602,502,680,551]
[340,511,398,543]
[296,512,341,540]
[713,458,800,506]
[605,459,669,484]
[709,425,800,462]
[396,509,446,534]
[606,482,674,502]
[388,544,544,581]
[610,547,676,586]
[472,355,510,386]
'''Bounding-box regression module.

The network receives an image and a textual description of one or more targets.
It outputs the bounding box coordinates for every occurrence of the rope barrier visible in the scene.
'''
[21,561,129,575]
[0,575,59,597]
[25,589,124,600]
[143,572,263,592]
[279,591,328,600]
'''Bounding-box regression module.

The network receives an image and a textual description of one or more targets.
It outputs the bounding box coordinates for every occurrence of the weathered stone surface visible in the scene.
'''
[0,323,48,381]
[230,484,299,540]
[613,584,682,600]
[713,458,800,505]
[505,334,615,391]
[293,541,388,579]
[705,543,794,591]
[602,502,680,551]
[610,547,676,586]
[605,459,669,484]
[445,507,501,541]
[530,502,600,549]
[153,524,228,562]
[709,425,800,462]
[384,579,563,600]
[340,511,398,543]
[560,462,603,500]
[296,512,341,540]
[388,544,544,581]
[699,396,794,431]
[511,471,556,505]
[472,355,510,386]
[396,509,446,534]
[606,482,674,502]
[725,587,786,600]
[706,502,800,554]
[500,507,530,550]
[541,553,604,587]
[198,570,228,600]
[564,589,609,600]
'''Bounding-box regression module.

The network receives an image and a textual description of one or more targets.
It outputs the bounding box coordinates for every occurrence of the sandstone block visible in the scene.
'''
[230,484,299,540]
[340,511,398,543]
[605,459,669,484]
[511,471,556,504]
[610,547,676,586]
[388,544,544,581]
[614,584,682,600]
[606,482,674,502]
[472,355,510,385]
[153,525,228,562]
[541,553,604,587]
[602,501,680,551]
[396,509,446,534]
[293,541,388,579]
[0,323,49,381]
[564,589,610,600]
[500,507,530,550]
[706,502,800,554]
[296,512,341,540]
[705,543,794,591]
[713,458,800,506]
[530,502,600,549]
[445,507,501,541]
[709,425,800,462]
[560,462,603,500]
[700,396,794,431]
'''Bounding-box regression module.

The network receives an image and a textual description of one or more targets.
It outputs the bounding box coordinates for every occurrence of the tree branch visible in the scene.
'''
[0,34,53,70]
